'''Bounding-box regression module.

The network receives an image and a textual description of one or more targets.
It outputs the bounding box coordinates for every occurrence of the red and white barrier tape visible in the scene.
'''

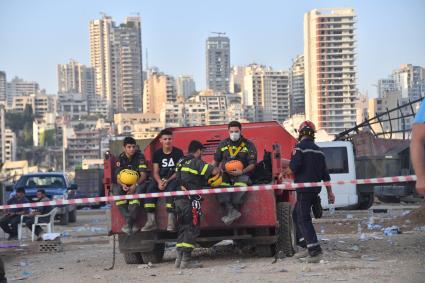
[0,175,416,210]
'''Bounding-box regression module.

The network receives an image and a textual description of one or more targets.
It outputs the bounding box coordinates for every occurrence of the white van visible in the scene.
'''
[317,141,358,209]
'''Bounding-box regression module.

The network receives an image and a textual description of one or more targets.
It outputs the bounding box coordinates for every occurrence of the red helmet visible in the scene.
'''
[298,121,316,139]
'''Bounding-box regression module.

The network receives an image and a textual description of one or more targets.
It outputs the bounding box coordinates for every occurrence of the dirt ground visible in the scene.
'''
[1,204,425,283]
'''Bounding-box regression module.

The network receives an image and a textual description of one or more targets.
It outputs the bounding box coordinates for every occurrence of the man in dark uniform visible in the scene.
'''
[284,121,335,263]
[22,189,52,240]
[0,187,29,240]
[113,136,148,234]
[142,129,184,232]
[174,140,221,269]
[213,121,257,225]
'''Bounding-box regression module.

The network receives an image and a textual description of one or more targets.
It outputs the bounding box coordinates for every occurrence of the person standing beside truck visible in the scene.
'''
[142,129,184,232]
[213,121,257,225]
[114,137,148,234]
[411,99,425,196]
[284,121,335,263]
[174,140,221,269]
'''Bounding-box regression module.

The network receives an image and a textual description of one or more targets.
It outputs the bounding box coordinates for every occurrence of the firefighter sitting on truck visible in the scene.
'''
[213,120,257,225]
[113,136,148,235]
[174,140,221,269]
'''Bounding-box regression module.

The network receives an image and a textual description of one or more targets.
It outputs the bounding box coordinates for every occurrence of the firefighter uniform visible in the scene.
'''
[289,137,330,256]
[175,154,214,252]
[214,137,257,208]
[113,151,148,229]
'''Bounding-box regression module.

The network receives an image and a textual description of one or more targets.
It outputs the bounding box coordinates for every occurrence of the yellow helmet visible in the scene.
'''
[118,169,139,186]
[208,171,222,187]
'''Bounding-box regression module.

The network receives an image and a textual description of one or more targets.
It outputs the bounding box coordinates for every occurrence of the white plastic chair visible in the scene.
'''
[18,208,58,241]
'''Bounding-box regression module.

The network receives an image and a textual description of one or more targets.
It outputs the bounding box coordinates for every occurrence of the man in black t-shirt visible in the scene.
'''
[142,129,184,232]
[0,187,29,240]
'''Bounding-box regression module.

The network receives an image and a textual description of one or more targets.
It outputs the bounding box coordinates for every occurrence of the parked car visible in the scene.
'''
[11,172,78,225]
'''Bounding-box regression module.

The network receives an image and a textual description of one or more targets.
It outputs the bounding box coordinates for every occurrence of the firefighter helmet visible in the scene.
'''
[298,120,316,139]
[208,170,223,187]
[118,169,139,186]
[224,160,244,173]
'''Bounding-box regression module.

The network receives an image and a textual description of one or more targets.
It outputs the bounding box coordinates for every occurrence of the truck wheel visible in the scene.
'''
[68,210,77,223]
[123,252,144,264]
[59,211,69,225]
[141,243,165,263]
[276,202,295,257]
[255,228,274,257]
[358,192,374,210]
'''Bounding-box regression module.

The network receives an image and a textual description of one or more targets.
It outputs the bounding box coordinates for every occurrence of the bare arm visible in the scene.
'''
[411,123,425,196]
[242,164,256,174]
[153,163,162,184]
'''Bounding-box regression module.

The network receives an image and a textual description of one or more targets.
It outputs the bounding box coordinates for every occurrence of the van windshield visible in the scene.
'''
[16,175,66,189]
[321,147,349,174]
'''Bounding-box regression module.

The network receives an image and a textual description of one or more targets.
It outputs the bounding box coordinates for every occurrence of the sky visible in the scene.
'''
[0,0,424,97]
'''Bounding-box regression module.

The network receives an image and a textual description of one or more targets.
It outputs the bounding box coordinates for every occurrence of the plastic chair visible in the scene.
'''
[18,208,58,241]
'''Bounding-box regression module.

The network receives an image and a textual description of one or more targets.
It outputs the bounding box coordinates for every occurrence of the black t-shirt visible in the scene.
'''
[153,147,184,179]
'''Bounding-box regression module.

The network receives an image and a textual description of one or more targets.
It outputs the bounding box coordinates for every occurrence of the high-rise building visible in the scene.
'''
[6,77,39,108]
[391,64,425,100]
[243,64,290,122]
[0,71,6,105]
[304,8,357,135]
[230,66,246,94]
[89,14,143,115]
[377,78,397,98]
[143,72,176,115]
[176,75,196,99]
[289,55,305,115]
[57,59,95,97]
[206,35,230,94]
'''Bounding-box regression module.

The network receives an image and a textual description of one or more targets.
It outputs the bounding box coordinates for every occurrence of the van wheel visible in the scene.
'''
[276,202,296,257]
[124,252,144,264]
[59,211,69,225]
[358,192,374,210]
[141,243,165,263]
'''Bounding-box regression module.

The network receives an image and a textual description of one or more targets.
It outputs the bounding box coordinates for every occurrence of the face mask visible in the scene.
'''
[230,132,240,142]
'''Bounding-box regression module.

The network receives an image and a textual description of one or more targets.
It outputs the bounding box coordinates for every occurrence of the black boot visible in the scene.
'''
[180,251,202,269]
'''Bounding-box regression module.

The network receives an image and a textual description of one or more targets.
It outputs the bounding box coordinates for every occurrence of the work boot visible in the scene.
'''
[167,213,176,232]
[180,251,203,269]
[121,224,132,234]
[221,205,241,225]
[294,249,309,259]
[141,213,157,231]
[299,253,322,263]
[175,249,183,268]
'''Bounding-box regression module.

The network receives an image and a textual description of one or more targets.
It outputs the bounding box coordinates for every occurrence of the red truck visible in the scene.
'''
[103,121,298,264]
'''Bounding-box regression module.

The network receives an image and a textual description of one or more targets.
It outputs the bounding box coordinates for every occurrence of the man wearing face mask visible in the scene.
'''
[213,121,257,225]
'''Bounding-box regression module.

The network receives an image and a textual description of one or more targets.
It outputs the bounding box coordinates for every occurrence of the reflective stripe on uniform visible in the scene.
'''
[295,148,325,156]
[129,200,140,205]
[220,146,229,152]
[144,203,156,208]
[176,242,195,248]
[138,164,147,168]
[221,182,231,186]
[181,167,199,175]
[200,164,209,175]
[234,182,247,187]
[115,200,127,206]
[166,203,173,208]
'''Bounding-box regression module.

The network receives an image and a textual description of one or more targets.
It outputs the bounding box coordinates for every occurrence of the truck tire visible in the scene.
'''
[68,209,77,223]
[276,202,295,257]
[124,252,144,264]
[255,228,274,257]
[358,192,374,210]
[141,243,165,263]
[59,211,69,225]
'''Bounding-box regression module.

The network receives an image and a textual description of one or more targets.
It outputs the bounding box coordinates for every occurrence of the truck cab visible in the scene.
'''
[12,172,78,225]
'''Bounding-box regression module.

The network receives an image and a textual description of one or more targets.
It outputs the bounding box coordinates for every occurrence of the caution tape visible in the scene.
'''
[0,175,417,210]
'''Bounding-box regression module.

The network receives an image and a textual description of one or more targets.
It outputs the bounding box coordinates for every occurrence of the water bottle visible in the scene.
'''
[329,203,335,215]
[368,209,374,224]
[357,223,362,236]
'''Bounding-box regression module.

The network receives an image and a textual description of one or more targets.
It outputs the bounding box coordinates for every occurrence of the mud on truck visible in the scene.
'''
[103,121,299,264]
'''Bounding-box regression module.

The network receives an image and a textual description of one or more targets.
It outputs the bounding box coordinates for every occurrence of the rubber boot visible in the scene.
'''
[175,249,183,268]
[166,213,176,232]
[180,251,202,269]
[141,213,157,231]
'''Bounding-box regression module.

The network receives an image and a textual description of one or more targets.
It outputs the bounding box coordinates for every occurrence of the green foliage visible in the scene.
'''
[5,104,34,148]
